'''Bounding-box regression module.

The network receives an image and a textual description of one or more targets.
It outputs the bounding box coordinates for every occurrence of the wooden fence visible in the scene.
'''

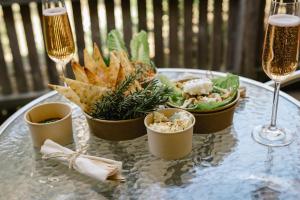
[0,0,266,114]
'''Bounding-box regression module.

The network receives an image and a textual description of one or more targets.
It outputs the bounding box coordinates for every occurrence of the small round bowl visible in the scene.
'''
[144,108,195,160]
[84,113,146,141]
[24,102,73,148]
[168,92,240,134]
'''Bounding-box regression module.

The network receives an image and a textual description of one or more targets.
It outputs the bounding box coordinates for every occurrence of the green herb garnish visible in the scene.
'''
[90,75,172,120]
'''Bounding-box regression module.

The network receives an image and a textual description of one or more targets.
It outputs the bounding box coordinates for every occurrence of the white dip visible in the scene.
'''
[183,78,213,95]
[149,111,193,133]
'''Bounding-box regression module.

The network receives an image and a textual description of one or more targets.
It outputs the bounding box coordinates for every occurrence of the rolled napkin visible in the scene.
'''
[40,139,124,182]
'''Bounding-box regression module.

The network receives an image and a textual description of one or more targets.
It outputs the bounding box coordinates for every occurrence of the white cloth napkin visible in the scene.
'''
[40,139,124,182]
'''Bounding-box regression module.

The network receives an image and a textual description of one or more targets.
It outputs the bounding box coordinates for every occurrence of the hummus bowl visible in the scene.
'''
[144,108,195,160]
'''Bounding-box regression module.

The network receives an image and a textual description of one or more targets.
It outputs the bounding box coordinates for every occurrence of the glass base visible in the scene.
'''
[252,125,294,147]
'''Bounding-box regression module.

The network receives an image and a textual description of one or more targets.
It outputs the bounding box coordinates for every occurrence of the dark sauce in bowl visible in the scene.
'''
[38,118,62,124]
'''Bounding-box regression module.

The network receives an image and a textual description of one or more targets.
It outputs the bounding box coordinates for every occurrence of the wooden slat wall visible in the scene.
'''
[121,0,132,49]
[184,0,194,68]
[226,0,240,72]
[153,0,164,67]
[1,0,42,6]
[168,0,179,68]
[137,0,147,31]
[0,35,12,95]
[255,0,267,80]
[241,0,266,79]
[104,0,115,32]
[231,0,245,74]
[212,0,223,70]
[198,0,209,69]
[88,0,102,49]
[20,4,44,91]
[71,1,85,65]
[2,5,29,93]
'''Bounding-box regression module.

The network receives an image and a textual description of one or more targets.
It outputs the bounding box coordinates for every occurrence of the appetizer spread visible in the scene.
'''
[149,111,193,133]
[49,30,170,120]
[160,74,239,112]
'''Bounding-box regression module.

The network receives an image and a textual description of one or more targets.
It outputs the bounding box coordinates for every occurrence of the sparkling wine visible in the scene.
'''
[43,7,75,63]
[262,14,300,82]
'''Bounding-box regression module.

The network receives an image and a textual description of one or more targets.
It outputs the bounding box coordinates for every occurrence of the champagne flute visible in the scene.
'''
[42,0,75,84]
[252,0,300,146]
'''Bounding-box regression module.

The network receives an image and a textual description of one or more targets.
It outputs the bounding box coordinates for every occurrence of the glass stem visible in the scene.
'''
[58,62,67,87]
[270,81,280,128]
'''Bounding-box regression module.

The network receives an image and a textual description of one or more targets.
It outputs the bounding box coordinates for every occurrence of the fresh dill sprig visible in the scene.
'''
[90,76,172,120]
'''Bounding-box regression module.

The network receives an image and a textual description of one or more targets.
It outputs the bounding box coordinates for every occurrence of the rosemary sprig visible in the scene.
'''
[90,75,172,120]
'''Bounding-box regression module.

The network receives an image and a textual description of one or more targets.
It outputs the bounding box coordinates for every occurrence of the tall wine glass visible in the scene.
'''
[42,0,75,83]
[252,0,300,146]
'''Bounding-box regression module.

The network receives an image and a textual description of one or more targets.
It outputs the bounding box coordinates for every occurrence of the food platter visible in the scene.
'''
[47,27,242,139]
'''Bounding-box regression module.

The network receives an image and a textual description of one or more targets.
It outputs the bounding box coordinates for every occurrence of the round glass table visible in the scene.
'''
[1,69,300,200]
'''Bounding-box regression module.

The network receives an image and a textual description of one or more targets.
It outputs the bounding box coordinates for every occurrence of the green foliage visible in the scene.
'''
[130,31,151,65]
[107,30,127,52]
[212,74,239,91]
[107,29,156,69]
[90,76,172,120]
[158,74,185,105]
[158,74,181,95]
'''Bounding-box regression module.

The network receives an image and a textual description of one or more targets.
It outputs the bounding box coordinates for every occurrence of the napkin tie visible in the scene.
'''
[42,146,88,169]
